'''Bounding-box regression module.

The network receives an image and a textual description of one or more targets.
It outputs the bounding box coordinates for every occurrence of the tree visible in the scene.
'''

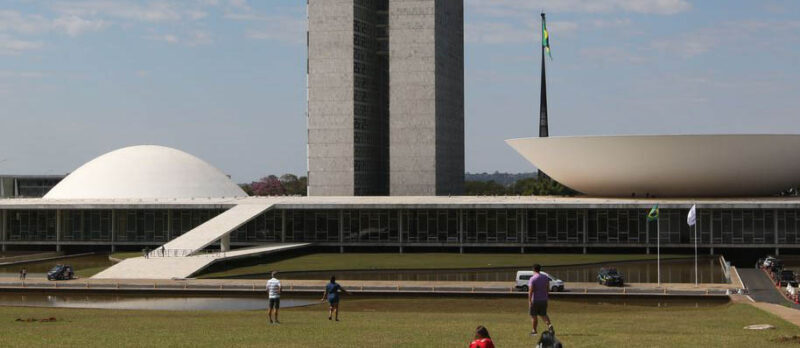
[280,174,308,195]
[239,183,254,196]
[250,175,286,196]
[240,173,308,196]
[464,180,507,195]
[511,177,576,196]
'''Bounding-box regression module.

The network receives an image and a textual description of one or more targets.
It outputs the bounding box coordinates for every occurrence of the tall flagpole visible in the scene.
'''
[657,214,661,286]
[695,220,698,286]
[539,13,549,139]
[694,204,698,287]
[538,13,549,181]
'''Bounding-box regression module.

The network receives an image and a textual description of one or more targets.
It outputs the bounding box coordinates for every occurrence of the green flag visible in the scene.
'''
[542,14,552,59]
[647,204,659,221]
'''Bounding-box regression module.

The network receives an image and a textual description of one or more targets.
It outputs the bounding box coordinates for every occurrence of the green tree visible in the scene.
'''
[464,180,507,195]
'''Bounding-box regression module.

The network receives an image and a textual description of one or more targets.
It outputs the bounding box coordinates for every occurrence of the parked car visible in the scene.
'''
[780,270,796,287]
[47,264,74,281]
[597,268,624,287]
[515,271,566,292]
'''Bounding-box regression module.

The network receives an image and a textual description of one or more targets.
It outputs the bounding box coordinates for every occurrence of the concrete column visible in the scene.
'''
[520,209,525,254]
[645,208,650,250]
[166,210,172,241]
[398,210,403,253]
[220,233,231,252]
[710,209,714,248]
[110,210,116,253]
[55,210,62,252]
[458,209,463,254]
[339,209,344,254]
[1,210,6,252]
[583,209,588,254]
[774,208,779,248]
[281,210,286,243]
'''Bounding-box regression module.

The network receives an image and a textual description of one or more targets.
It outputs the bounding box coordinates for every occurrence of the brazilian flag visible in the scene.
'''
[647,204,659,222]
[542,14,552,59]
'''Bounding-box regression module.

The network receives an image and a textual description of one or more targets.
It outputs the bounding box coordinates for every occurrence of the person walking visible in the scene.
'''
[266,271,282,324]
[21,268,26,280]
[321,276,347,321]
[469,325,495,348]
[160,245,166,257]
[528,264,554,336]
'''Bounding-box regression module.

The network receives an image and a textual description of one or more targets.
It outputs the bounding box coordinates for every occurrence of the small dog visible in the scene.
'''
[536,329,562,348]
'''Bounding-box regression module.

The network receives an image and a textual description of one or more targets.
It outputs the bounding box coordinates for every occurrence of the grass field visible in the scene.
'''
[109,252,141,260]
[199,253,691,278]
[0,297,796,347]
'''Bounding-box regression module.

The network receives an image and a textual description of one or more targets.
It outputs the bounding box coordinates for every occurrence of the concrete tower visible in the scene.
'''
[307,0,463,196]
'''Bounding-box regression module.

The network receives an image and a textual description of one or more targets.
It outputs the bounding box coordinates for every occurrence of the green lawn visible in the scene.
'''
[200,253,692,278]
[0,297,795,347]
[109,252,143,260]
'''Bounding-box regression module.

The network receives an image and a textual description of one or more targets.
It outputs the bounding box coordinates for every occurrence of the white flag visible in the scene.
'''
[687,204,696,226]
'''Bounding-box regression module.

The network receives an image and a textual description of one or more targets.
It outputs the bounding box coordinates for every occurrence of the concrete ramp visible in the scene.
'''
[93,243,310,279]
[160,203,275,255]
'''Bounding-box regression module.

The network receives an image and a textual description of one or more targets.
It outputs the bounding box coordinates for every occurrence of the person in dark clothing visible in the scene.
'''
[321,276,348,321]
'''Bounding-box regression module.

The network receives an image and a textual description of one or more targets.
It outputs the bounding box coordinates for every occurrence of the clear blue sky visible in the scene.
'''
[1,0,798,182]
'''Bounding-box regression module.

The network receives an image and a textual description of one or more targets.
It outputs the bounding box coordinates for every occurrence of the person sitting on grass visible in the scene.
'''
[321,275,347,321]
[469,325,495,348]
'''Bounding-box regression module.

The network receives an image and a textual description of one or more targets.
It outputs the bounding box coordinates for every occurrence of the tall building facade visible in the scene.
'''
[307,0,463,196]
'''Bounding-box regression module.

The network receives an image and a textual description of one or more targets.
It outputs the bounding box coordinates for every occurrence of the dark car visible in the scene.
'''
[598,268,624,287]
[780,270,796,287]
[47,264,74,281]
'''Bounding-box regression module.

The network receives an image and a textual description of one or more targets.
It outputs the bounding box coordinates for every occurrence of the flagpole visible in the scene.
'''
[694,220,698,287]
[657,214,661,286]
[693,204,698,287]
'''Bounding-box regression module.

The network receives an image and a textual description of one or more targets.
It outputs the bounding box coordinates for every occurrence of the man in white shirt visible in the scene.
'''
[267,271,282,324]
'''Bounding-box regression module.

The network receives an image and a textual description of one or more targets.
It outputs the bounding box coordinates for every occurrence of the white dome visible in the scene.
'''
[44,145,246,200]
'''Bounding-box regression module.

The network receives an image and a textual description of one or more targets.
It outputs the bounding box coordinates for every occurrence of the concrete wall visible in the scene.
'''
[389,0,463,196]
[307,0,356,196]
[308,0,464,196]
[389,0,438,195]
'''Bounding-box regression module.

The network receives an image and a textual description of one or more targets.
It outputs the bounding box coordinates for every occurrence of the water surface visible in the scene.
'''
[0,292,318,311]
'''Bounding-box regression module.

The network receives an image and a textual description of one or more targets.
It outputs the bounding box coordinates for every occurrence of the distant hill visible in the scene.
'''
[465,172,537,186]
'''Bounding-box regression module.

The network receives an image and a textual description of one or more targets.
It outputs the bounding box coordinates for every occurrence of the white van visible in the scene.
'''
[515,271,565,292]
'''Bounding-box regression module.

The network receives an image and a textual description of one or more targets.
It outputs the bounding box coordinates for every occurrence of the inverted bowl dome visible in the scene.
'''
[506,134,800,197]
[44,145,246,200]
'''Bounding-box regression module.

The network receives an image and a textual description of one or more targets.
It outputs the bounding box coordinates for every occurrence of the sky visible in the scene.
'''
[1,0,799,183]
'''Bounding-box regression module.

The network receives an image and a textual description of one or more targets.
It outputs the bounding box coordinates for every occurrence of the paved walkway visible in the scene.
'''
[91,243,309,279]
[159,202,278,255]
[1,276,734,296]
[737,268,800,308]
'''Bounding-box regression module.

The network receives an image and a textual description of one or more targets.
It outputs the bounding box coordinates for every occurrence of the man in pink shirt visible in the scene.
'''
[528,264,554,336]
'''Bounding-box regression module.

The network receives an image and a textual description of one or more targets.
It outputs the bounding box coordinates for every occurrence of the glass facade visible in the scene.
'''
[3,207,800,248]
